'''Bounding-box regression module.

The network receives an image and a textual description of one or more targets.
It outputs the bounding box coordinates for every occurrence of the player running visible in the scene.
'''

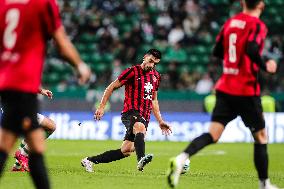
[167,0,280,189]
[0,0,90,188]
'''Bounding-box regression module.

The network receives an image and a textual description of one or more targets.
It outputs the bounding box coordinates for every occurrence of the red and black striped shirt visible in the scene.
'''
[118,65,161,122]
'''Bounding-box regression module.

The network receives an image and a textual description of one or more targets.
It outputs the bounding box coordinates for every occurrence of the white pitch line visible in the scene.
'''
[196,150,226,156]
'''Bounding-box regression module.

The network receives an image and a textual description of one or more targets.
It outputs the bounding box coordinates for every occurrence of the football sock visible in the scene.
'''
[254,143,268,180]
[19,131,51,157]
[13,159,22,169]
[20,140,29,156]
[176,152,189,163]
[29,153,50,189]
[184,133,214,157]
[134,133,145,161]
[87,149,125,164]
[0,150,8,176]
[44,130,52,139]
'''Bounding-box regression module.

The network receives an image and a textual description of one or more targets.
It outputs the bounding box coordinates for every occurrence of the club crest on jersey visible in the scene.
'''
[144,82,153,100]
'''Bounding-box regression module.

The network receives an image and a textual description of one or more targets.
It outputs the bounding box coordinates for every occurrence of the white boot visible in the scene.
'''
[259,179,280,189]
[81,157,94,172]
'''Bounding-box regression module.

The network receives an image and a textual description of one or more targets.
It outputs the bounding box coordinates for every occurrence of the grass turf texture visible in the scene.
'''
[1,140,283,189]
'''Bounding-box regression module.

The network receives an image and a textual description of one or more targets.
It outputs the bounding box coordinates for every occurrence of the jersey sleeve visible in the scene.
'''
[212,25,225,59]
[154,73,161,91]
[118,67,134,85]
[246,22,268,71]
[41,0,62,38]
[248,22,267,45]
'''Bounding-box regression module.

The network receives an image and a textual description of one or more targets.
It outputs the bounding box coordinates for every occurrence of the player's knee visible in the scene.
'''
[42,118,56,134]
[212,136,219,143]
[122,151,132,157]
[48,119,56,133]
[253,129,268,144]
[133,124,146,135]
[121,148,134,157]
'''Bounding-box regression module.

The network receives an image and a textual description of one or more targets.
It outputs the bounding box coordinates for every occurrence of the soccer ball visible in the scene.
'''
[181,159,190,174]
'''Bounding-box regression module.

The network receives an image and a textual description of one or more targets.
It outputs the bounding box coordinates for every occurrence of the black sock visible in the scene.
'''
[87,149,125,164]
[184,133,214,156]
[254,144,268,180]
[29,153,50,189]
[0,150,8,177]
[134,133,145,161]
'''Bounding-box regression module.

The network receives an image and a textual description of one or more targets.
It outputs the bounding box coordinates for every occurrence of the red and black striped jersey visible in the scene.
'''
[118,65,161,122]
[215,13,267,96]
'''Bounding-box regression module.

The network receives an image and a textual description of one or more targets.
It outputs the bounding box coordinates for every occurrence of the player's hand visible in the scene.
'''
[266,59,277,74]
[40,89,53,99]
[159,121,172,136]
[94,107,104,121]
[76,62,91,85]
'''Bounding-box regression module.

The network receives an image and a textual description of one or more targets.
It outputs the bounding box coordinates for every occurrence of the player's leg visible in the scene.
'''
[167,91,236,188]
[133,121,146,161]
[0,91,23,175]
[25,128,50,189]
[132,121,153,171]
[20,93,50,189]
[167,122,224,188]
[81,140,134,172]
[241,96,279,189]
[253,129,279,189]
[0,128,18,176]
[13,114,56,171]
[38,114,56,138]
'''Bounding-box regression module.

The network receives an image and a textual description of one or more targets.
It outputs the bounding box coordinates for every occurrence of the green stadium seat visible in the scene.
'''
[79,33,98,43]
[188,55,199,64]
[85,44,97,53]
[47,73,61,85]
[90,53,102,63]
[155,64,167,73]
[80,53,91,63]
[91,63,108,73]
[75,43,87,53]
[164,46,187,63]
[101,53,114,64]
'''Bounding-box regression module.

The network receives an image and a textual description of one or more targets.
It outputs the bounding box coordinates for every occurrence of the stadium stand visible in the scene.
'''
[43,0,284,107]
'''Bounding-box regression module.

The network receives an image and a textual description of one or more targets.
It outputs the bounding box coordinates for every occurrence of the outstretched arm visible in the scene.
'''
[152,91,172,135]
[94,79,123,120]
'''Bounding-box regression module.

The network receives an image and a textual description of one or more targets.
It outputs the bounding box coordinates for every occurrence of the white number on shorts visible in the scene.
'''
[3,8,20,50]
[229,33,237,63]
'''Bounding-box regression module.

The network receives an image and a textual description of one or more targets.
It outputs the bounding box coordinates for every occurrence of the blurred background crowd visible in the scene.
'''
[43,0,284,109]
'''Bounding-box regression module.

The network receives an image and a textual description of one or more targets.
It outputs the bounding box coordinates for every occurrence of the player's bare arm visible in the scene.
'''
[94,79,123,120]
[52,26,91,85]
[152,91,172,135]
[38,88,53,99]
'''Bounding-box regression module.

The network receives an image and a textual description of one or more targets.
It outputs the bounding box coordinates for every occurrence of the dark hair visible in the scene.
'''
[147,49,162,59]
[245,0,264,9]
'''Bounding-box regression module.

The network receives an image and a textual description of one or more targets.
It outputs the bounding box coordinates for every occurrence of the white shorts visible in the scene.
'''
[37,113,45,125]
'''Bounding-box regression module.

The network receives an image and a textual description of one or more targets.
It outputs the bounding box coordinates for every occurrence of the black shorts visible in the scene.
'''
[121,110,148,142]
[0,90,40,136]
[212,91,265,133]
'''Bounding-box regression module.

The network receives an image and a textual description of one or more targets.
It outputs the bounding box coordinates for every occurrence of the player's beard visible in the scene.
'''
[144,66,153,72]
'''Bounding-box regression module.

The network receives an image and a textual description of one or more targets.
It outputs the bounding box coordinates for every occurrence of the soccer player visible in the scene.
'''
[0,0,91,189]
[167,1,280,189]
[12,88,56,172]
[81,49,172,172]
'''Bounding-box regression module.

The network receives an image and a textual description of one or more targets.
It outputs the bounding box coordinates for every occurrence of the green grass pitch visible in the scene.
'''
[1,140,284,189]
